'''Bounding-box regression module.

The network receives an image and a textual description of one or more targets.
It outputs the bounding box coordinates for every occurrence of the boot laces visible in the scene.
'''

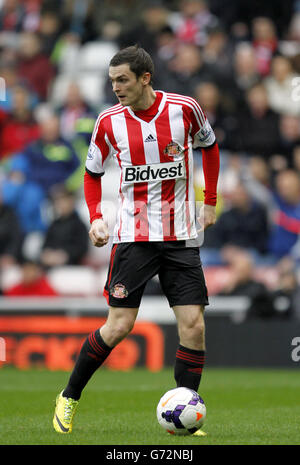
[64,398,77,423]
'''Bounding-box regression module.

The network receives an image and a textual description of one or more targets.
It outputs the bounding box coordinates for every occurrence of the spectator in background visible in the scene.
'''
[208,0,293,38]
[278,114,300,162]
[40,186,88,268]
[202,25,234,83]
[264,55,300,117]
[293,145,300,173]
[155,25,177,63]
[291,52,300,75]
[194,81,238,150]
[241,156,273,209]
[229,43,261,110]
[268,169,300,260]
[218,247,275,318]
[4,259,58,296]
[251,17,278,76]
[21,0,42,33]
[38,10,63,57]
[287,10,300,42]
[118,1,170,56]
[271,256,300,318]
[234,83,281,157]
[0,84,40,159]
[165,43,217,96]
[203,181,269,262]
[1,153,46,235]
[174,0,219,47]
[62,0,96,42]
[17,31,55,101]
[66,112,95,192]
[0,58,19,112]
[0,187,22,268]
[56,82,95,141]
[0,0,25,32]
[21,111,79,195]
[49,30,81,76]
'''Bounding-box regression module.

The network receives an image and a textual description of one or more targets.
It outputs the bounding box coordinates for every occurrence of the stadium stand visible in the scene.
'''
[0,0,299,318]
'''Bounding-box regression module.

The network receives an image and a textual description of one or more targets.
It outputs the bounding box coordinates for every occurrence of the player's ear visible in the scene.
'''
[141,72,151,86]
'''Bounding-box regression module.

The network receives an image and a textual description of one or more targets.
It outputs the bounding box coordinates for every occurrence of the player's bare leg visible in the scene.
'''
[100,306,139,347]
[173,304,205,351]
[53,306,139,433]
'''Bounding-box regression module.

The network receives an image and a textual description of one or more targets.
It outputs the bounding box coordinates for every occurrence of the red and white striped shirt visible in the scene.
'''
[85,91,217,243]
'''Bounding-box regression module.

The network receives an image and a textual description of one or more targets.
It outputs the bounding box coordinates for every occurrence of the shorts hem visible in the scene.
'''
[168,300,209,308]
[108,300,141,309]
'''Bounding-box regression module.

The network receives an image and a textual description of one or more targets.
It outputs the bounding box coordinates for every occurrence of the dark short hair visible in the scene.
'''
[109,45,154,84]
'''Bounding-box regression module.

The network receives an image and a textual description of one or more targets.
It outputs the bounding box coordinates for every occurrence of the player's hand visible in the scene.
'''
[89,218,109,247]
[197,204,217,232]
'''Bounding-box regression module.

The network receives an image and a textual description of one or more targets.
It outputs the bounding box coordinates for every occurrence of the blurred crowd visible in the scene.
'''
[0,0,299,318]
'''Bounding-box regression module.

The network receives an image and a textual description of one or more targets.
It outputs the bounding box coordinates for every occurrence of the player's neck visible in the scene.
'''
[130,87,157,112]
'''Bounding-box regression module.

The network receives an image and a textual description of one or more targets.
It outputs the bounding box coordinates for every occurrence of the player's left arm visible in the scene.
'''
[188,98,220,230]
[199,141,220,231]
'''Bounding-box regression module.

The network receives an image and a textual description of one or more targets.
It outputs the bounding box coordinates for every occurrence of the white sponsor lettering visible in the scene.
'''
[123,161,185,184]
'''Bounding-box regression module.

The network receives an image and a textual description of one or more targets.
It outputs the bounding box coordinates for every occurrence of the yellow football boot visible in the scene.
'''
[193,428,207,437]
[53,391,79,434]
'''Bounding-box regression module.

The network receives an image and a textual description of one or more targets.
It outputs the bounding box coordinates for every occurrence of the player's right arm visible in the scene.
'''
[84,115,112,247]
[84,171,109,247]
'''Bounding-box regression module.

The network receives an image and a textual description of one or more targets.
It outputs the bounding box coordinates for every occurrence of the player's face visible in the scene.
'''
[109,64,150,109]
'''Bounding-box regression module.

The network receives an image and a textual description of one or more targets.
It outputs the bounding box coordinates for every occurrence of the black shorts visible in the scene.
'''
[103,241,209,308]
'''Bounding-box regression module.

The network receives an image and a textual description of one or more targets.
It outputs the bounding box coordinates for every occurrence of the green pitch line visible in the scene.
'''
[0,367,299,445]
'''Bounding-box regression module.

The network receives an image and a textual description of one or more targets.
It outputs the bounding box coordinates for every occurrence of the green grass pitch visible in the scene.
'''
[0,367,299,445]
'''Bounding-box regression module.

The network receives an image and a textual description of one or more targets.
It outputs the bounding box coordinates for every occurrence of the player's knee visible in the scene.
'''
[109,318,135,345]
[179,317,205,342]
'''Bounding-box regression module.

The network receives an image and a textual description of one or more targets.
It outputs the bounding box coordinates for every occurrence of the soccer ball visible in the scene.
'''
[156,387,206,436]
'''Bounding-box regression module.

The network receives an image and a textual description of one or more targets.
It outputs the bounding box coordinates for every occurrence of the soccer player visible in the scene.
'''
[53,45,220,436]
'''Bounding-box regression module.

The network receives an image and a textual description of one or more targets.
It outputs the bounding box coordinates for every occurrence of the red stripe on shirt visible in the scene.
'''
[94,124,110,165]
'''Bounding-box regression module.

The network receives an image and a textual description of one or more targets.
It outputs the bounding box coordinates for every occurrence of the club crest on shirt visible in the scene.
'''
[110,283,128,299]
[163,141,183,160]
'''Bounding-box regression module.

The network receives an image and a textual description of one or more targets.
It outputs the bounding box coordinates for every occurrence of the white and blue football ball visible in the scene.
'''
[156,387,206,435]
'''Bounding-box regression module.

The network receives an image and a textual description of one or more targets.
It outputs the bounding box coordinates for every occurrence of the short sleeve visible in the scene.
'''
[187,98,216,148]
[85,116,112,175]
